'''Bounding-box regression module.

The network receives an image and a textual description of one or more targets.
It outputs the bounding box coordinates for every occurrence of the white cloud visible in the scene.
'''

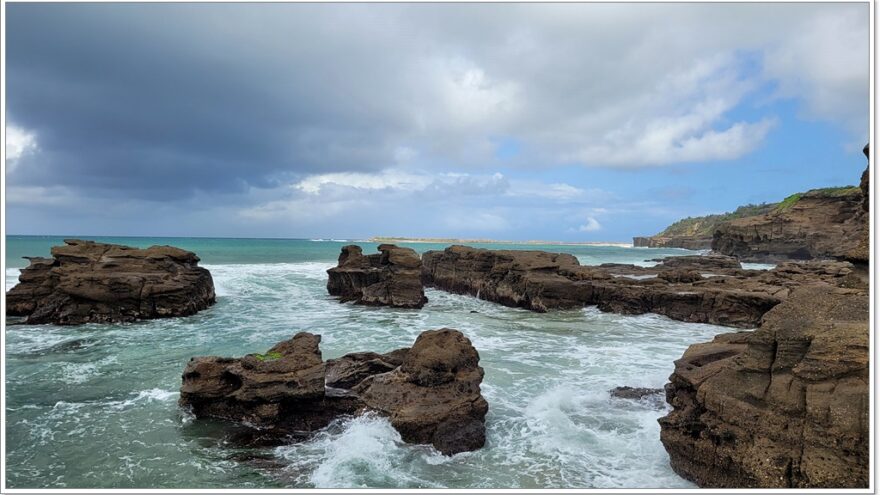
[295,170,432,194]
[761,8,868,136]
[577,216,602,232]
[442,211,510,232]
[6,125,39,172]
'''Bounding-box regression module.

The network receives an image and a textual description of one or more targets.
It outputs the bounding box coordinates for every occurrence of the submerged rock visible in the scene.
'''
[6,239,215,325]
[179,328,487,455]
[659,287,868,487]
[610,386,663,400]
[326,244,427,308]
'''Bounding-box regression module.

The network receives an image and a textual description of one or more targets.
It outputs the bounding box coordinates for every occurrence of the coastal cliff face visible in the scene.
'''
[326,244,427,308]
[712,148,869,263]
[632,236,712,250]
[711,188,866,262]
[6,239,215,325]
[637,145,870,264]
[659,286,868,487]
[180,328,487,455]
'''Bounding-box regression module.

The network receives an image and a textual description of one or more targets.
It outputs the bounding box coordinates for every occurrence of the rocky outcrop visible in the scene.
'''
[6,239,215,325]
[633,236,712,250]
[713,149,869,263]
[179,328,487,455]
[421,245,854,328]
[712,189,866,262]
[326,244,427,308]
[354,329,489,454]
[659,286,868,487]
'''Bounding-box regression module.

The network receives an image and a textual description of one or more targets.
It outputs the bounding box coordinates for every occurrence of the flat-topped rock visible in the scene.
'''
[179,328,487,455]
[327,244,427,308]
[6,239,215,325]
[659,287,868,487]
[422,245,855,328]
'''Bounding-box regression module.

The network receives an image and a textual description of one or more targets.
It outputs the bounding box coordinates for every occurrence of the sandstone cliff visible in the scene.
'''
[711,187,866,262]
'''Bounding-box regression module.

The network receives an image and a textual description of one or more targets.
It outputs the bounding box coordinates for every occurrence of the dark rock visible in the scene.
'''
[659,287,868,487]
[327,244,427,308]
[421,245,604,312]
[421,245,852,328]
[653,254,741,271]
[179,328,487,455]
[325,348,408,389]
[633,236,713,249]
[657,269,702,283]
[6,239,215,325]
[354,329,488,455]
[610,386,663,400]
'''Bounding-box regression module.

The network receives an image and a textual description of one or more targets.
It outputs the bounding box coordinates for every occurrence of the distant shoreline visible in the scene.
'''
[369,236,633,248]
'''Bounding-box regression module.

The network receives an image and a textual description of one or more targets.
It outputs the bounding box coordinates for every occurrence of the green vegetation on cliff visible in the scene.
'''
[656,185,861,237]
[657,203,778,237]
[775,186,861,212]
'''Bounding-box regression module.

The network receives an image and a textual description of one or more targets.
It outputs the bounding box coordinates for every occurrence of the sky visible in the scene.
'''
[4,3,870,242]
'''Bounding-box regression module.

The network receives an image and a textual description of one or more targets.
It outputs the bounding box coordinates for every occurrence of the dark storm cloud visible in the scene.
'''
[4,3,868,239]
[7,3,422,197]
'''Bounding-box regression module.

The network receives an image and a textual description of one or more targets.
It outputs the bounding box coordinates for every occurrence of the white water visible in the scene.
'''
[6,260,731,488]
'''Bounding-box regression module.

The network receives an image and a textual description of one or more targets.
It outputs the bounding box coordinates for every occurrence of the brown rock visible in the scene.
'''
[6,239,215,325]
[659,287,868,487]
[327,244,427,308]
[179,328,487,455]
[633,236,713,249]
[657,269,702,283]
[325,348,408,389]
[712,189,866,262]
[354,329,488,454]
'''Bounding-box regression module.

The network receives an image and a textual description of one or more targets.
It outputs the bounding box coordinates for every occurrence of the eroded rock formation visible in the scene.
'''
[421,245,855,328]
[179,328,487,455]
[712,189,867,262]
[6,239,215,325]
[327,244,427,308]
[633,236,713,250]
[659,286,868,487]
[712,149,869,263]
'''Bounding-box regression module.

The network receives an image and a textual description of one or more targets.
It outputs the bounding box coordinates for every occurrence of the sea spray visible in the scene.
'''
[6,238,716,488]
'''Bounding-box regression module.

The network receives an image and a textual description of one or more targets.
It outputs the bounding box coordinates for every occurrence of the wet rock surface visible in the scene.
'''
[658,287,868,487]
[179,328,487,455]
[327,244,427,308]
[6,239,215,325]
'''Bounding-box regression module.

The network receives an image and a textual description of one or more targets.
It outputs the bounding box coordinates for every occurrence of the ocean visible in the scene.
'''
[4,236,746,489]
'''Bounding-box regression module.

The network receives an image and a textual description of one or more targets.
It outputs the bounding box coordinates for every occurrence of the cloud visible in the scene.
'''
[761,8,868,136]
[577,217,602,232]
[295,170,432,194]
[3,3,868,239]
[5,124,39,172]
[6,4,868,198]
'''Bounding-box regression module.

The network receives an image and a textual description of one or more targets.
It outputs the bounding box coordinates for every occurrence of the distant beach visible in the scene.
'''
[369,236,633,248]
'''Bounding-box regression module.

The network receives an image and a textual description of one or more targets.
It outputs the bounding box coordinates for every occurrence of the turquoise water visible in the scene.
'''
[5,236,726,489]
